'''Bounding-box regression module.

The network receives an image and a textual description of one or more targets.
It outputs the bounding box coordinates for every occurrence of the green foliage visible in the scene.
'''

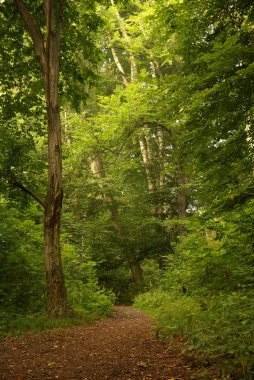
[135,289,175,313]
[1,3,254,379]
[190,293,254,379]
[0,207,115,338]
[62,250,115,317]
[134,196,254,379]
[134,203,254,379]
[134,290,201,337]
[0,201,45,314]
[0,198,115,335]
[67,278,115,317]
[0,311,94,340]
[135,289,254,379]
[142,259,162,290]
[97,265,135,305]
[161,199,254,297]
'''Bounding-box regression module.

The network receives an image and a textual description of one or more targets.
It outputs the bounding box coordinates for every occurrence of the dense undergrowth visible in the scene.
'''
[0,280,114,340]
[135,290,254,379]
[0,312,94,338]
[0,284,114,340]
[135,208,254,380]
[0,205,115,339]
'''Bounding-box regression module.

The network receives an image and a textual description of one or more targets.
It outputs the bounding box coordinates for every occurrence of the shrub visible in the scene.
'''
[67,279,115,317]
[134,290,201,337]
[135,289,254,379]
[64,260,116,317]
[190,292,254,379]
[134,289,173,313]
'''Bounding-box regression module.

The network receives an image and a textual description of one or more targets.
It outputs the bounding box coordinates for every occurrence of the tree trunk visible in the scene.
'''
[110,0,137,83]
[44,0,67,317]
[177,165,187,237]
[14,0,68,317]
[44,103,67,317]
[177,166,186,220]
[111,47,129,87]
[245,110,254,175]
[138,135,156,196]
[139,132,158,216]
[157,126,165,189]
[131,262,144,288]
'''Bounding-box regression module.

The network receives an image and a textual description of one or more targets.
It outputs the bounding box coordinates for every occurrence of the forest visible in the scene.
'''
[0,0,254,378]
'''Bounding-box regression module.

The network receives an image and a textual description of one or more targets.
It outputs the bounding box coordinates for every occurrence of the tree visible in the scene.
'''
[11,0,67,317]
[58,1,187,297]
[0,0,104,316]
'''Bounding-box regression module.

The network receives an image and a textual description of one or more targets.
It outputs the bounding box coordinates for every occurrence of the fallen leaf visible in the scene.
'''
[137,361,148,368]
[48,361,56,366]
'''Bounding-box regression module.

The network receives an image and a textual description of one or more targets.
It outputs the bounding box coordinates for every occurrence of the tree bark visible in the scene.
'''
[14,0,67,317]
[138,135,156,196]
[111,47,129,87]
[110,0,138,83]
[44,0,67,317]
[177,166,186,220]
[157,126,165,189]
[138,132,158,216]
[245,110,254,174]
[177,165,187,238]
[130,262,144,288]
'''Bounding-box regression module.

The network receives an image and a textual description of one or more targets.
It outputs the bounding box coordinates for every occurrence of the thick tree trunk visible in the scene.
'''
[14,0,68,317]
[44,105,67,317]
[131,262,144,288]
[43,0,67,316]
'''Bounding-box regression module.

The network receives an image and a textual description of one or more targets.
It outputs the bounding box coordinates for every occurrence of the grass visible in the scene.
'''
[0,310,100,340]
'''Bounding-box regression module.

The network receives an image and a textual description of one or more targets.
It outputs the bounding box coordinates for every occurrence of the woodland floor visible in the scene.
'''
[0,306,216,380]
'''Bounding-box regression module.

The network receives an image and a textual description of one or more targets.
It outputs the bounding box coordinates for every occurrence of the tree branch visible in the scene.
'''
[13,0,46,70]
[110,0,138,82]
[111,47,129,86]
[10,179,46,209]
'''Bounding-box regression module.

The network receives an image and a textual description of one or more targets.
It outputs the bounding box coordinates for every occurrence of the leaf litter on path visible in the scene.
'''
[0,306,216,379]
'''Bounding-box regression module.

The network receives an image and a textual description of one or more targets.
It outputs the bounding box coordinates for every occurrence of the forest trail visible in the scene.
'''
[0,307,211,380]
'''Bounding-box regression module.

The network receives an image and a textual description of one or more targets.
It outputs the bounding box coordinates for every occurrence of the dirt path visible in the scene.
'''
[0,307,211,380]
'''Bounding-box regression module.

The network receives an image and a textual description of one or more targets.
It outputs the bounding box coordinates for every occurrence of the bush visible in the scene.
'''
[134,290,201,337]
[190,292,254,379]
[0,204,46,314]
[67,279,115,317]
[135,289,174,313]
[135,289,254,379]
[63,259,116,317]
